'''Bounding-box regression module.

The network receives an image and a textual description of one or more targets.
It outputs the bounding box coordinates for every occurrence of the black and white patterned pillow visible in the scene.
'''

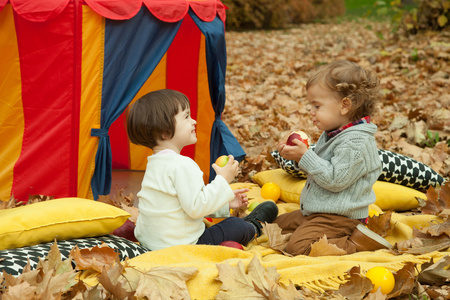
[0,234,150,276]
[271,147,445,191]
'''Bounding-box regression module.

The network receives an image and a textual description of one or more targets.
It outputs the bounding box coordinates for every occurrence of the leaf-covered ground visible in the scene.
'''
[223,19,450,182]
[2,19,450,300]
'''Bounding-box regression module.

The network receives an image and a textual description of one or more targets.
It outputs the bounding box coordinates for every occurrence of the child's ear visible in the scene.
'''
[161,131,170,141]
[340,97,352,115]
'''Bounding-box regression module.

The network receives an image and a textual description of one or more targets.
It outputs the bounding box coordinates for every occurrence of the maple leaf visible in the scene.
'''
[98,264,134,300]
[309,235,346,257]
[418,256,450,286]
[120,203,139,223]
[419,183,450,219]
[61,280,89,299]
[27,194,54,204]
[261,222,293,256]
[0,196,20,210]
[126,266,198,300]
[386,262,416,299]
[367,210,393,238]
[396,237,424,252]
[215,256,304,299]
[337,266,373,300]
[418,219,450,237]
[2,241,77,299]
[393,228,450,254]
[97,194,116,207]
[239,154,272,182]
[36,240,73,276]
[35,268,77,299]
[70,243,119,273]
[2,281,37,300]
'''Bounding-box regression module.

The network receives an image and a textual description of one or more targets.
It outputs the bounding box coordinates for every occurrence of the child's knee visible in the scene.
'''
[286,239,313,256]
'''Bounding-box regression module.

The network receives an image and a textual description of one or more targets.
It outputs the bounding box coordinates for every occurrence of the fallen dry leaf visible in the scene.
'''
[27,195,54,205]
[1,241,77,299]
[0,196,20,210]
[337,266,373,300]
[2,281,37,300]
[129,266,198,300]
[120,204,139,223]
[215,256,303,299]
[419,183,450,219]
[98,264,134,300]
[418,256,450,286]
[309,235,347,257]
[394,237,450,255]
[98,188,135,209]
[261,222,293,256]
[70,243,119,273]
[416,219,450,237]
[367,211,394,238]
[386,262,416,299]
[396,237,424,251]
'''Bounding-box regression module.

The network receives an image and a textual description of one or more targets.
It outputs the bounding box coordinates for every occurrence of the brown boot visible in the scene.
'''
[349,224,392,252]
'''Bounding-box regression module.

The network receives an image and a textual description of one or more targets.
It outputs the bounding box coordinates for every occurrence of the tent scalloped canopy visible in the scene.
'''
[0,0,245,202]
[1,0,226,22]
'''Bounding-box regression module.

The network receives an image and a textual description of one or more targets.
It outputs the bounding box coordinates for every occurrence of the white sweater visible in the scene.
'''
[134,151,234,250]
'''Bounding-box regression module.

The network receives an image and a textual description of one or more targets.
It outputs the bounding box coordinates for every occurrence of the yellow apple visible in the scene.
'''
[215,155,229,167]
[248,201,260,211]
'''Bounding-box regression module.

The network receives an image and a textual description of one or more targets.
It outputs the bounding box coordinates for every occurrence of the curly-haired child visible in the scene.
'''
[275,60,391,255]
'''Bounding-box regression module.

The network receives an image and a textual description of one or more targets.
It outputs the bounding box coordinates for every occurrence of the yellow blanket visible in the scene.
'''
[121,202,447,299]
[81,182,447,298]
[126,242,447,299]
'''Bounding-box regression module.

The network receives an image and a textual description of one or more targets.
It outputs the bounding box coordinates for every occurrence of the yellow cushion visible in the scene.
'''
[252,169,426,211]
[252,169,306,203]
[0,198,131,250]
[372,181,426,211]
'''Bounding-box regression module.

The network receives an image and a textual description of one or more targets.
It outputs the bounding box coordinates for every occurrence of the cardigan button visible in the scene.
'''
[301,204,304,210]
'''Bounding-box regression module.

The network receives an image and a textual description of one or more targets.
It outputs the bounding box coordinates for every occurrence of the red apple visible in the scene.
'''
[112,219,138,242]
[215,155,229,167]
[219,240,244,250]
[286,130,310,148]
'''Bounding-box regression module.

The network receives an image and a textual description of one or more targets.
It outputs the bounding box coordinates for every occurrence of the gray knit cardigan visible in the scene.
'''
[297,123,382,219]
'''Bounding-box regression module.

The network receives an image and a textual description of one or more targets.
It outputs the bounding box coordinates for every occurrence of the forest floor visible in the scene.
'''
[222,18,449,183]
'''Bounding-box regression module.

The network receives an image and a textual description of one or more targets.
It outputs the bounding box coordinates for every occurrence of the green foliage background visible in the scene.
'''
[222,0,450,34]
[222,0,345,30]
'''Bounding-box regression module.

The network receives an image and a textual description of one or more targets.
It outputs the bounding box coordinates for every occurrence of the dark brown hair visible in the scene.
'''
[126,89,190,149]
[306,60,381,120]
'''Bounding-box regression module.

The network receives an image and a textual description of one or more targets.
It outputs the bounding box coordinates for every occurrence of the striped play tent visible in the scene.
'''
[0,0,245,201]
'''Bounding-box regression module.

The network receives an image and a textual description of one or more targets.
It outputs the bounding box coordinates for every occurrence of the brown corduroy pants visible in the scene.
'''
[274,210,362,256]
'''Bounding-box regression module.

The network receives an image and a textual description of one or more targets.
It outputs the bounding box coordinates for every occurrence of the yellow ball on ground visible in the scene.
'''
[365,266,395,294]
[261,182,281,201]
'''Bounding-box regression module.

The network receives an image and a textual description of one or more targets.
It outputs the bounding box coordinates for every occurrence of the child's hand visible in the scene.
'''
[277,139,308,162]
[212,155,239,183]
[229,188,249,209]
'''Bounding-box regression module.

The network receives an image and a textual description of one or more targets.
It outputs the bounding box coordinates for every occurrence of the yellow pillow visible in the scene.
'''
[372,181,426,211]
[252,169,306,203]
[0,198,130,250]
[252,169,427,211]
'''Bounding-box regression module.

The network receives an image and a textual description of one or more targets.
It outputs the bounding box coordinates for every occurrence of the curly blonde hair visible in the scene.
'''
[306,60,381,120]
